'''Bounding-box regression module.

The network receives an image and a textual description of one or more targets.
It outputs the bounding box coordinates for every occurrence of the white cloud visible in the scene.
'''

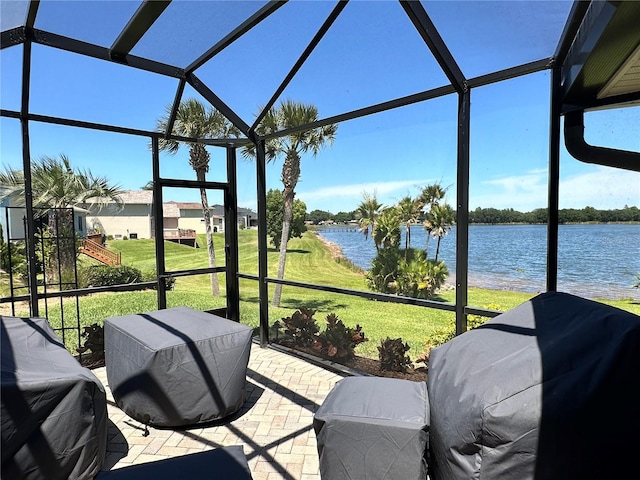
[241,167,639,214]
[299,179,432,200]
[471,167,640,211]
[296,179,438,211]
[558,167,640,209]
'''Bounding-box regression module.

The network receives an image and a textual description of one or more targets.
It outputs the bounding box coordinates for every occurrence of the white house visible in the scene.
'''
[165,202,224,234]
[84,190,153,239]
[0,200,88,242]
[82,191,257,240]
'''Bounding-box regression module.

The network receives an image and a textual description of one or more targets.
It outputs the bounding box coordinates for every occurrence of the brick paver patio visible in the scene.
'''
[94,343,345,479]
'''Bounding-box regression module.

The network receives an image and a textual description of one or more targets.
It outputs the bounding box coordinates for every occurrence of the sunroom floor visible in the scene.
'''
[94,343,345,480]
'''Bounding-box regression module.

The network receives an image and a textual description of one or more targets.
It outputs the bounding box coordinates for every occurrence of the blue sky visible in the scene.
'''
[1,0,638,214]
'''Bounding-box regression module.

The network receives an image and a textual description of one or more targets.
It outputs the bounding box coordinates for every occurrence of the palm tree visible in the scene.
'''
[244,99,337,307]
[397,195,421,252]
[356,191,383,245]
[155,98,237,296]
[0,154,123,210]
[426,203,456,261]
[0,154,123,281]
[372,207,401,251]
[419,183,446,256]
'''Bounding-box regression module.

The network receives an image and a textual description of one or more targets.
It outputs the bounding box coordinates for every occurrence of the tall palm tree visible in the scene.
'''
[356,191,383,245]
[245,99,337,307]
[420,183,446,256]
[426,203,456,261]
[0,154,123,282]
[397,194,421,252]
[155,98,237,296]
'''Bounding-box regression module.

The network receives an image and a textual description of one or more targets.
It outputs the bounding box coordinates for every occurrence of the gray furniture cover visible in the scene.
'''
[427,291,640,480]
[314,376,429,480]
[1,316,107,480]
[105,307,253,427]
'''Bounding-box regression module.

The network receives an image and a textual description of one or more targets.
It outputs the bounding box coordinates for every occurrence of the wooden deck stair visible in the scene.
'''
[80,239,121,266]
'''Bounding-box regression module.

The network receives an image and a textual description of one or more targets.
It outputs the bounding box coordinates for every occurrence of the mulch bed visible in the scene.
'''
[348,355,427,382]
[275,341,428,382]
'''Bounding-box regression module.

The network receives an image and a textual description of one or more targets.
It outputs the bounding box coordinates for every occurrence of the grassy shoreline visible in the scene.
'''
[3,229,638,359]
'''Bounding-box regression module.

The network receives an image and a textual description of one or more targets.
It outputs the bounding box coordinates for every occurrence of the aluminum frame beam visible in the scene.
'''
[0,109,251,146]
[455,90,470,335]
[255,140,269,346]
[251,0,348,133]
[151,137,167,310]
[20,38,39,317]
[225,147,241,322]
[187,0,287,73]
[187,73,251,137]
[400,0,467,94]
[547,67,561,293]
[31,29,184,78]
[164,79,186,139]
[110,0,171,62]
[259,57,550,142]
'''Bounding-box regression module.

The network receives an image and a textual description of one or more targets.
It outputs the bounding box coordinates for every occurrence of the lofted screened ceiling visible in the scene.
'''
[0,0,620,138]
[0,0,640,135]
[4,0,637,140]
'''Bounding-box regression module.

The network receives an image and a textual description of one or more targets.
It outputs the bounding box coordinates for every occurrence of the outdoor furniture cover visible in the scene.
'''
[1,315,107,480]
[96,445,253,479]
[314,376,429,480]
[427,291,640,480]
[105,306,253,427]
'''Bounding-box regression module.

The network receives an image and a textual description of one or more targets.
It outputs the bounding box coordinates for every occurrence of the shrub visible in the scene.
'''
[314,313,367,361]
[80,264,143,287]
[378,337,414,373]
[366,248,402,293]
[76,323,104,360]
[368,248,448,299]
[395,254,448,299]
[279,308,320,348]
[141,270,176,290]
[0,240,26,276]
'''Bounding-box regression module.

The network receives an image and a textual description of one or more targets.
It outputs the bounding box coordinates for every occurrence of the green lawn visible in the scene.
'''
[3,229,639,360]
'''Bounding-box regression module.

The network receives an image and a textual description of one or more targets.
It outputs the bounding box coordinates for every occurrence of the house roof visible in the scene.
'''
[116,190,153,205]
[174,202,205,210]
[162,202,180,218]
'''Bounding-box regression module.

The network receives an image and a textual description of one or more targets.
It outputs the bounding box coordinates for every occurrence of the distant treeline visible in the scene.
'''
[307,206,640,225]
[469,206,640,224]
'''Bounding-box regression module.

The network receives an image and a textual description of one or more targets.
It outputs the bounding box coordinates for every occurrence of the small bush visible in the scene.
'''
[314,313,367,361]
[378,337,414,373]
[279,308,320,348]
[80,264,143,287]
[141,270,176,290]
